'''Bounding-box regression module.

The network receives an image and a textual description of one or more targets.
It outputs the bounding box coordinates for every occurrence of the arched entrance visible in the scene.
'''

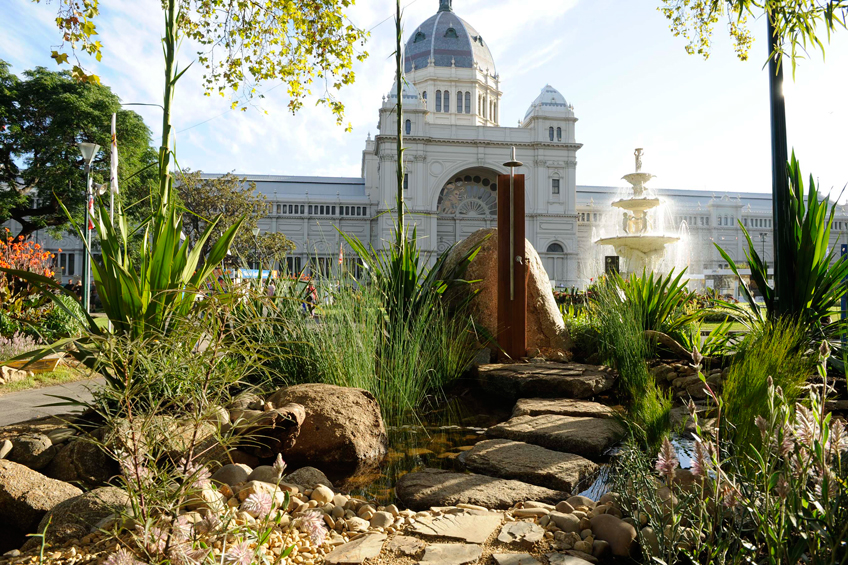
[436,167,499,252]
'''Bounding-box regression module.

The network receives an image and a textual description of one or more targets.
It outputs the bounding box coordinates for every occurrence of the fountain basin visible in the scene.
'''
[622,172,655,188]
[595,234,680,255]
[611,197,661,213]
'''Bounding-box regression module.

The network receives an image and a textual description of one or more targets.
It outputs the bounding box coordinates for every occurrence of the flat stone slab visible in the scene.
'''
[486,415,623,460]
[411,511,503,544]
[324,533,386,564]
[385,535,426,557]
[419,543,482,565]
[396,468,569,511]
[512,398,617,419]
[547,554,596,565]
[497,521,545,548]
[493,554,544,565]
[464,439,598,492]
[477,363,615,400]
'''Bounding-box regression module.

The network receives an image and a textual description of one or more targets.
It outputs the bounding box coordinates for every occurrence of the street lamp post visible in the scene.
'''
[78,142,100,314]
[252,227,261,280]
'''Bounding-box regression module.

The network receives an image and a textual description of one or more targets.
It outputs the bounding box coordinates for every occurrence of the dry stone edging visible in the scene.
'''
[477,363,616,401]
[486,414,623,460]
[464,438,599,492]
[396,468,570,510]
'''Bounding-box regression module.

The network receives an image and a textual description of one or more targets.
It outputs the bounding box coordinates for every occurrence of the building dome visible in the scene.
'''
[386,77,423,109]
[524,84,570,120]
[404,1,496,75]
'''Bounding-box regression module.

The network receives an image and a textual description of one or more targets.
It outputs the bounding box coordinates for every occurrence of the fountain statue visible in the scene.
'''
[594,149,680,273]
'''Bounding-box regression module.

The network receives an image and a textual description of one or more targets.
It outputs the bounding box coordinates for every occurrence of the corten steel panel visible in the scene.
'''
[497,174,527,361]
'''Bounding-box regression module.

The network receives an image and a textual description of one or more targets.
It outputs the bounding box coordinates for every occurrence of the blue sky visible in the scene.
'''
[2,0,847,197]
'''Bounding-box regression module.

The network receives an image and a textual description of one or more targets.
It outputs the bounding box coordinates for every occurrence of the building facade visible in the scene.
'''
[5,0,848,291]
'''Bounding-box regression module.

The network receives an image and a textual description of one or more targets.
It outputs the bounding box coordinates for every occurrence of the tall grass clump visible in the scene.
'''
[722,318,814,451]
[592,277,672,448]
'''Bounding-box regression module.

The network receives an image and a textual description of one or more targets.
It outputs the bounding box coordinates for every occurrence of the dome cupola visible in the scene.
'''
[524,84,572,121]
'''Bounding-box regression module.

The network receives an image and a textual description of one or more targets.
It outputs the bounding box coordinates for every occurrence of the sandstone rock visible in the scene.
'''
[286,466,333,490]
[44,437,117,488]
[344,517,370,533]
[228,393,264,412]
[323,533,386,564]
[487,415,622,460]
[512,399,616,419]
[478,363,616,401]
[547,554,596,565]
[0,439,12,459]
[464,439,598,492]
[0,366,28,385]
[396,468,569,510]
[229,403,305,459]
[497,521,545,548]
[419,543,482,565]
[439,228,572,353]
[412,511,503,544]
[369,511,394,529]
[493,554,543,565]
[8,434,57,470]
[22,487,130,549]
[210,464,252,487]
[0,460,82,539]
[589,514,636,557]
[385,535,424,557]
[45,428,76,445]
[266,384,386,468]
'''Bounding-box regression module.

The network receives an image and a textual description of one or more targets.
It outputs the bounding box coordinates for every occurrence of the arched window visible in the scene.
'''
[443,89,450,112]
[490,100,494,120]
[551,178,560,195]
[493,103,497,123]
[478,95,482,115]
[422,91,427,108]
[444,27,458,38]
[546,243,565,253]
[404,119,411,135]
[457,91,463,114]
[414,30,426,43]
[483,97,487,118]
[435,90,442,112]
[549,127,554,141]
[465,92,471,114]
[557,127,562,141]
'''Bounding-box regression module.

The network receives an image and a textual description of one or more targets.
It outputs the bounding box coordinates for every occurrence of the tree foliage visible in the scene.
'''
[177,170,293,264]
[32,0,368,126]
[660,0,848,73]
[0,61,157,238]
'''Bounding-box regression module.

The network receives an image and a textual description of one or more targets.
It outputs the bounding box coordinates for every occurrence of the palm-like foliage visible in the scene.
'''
[715,153,848,340]
[611,268,698,336]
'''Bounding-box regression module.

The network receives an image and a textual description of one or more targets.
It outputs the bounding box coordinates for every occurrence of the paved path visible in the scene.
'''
[0,378,104,426]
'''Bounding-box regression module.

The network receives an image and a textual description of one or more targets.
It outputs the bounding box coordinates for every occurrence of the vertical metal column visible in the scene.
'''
[497,148,526,360]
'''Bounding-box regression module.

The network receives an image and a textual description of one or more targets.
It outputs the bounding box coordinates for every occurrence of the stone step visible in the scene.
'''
[462,438,599,493]
[486,414,623,460]
[477,362,616,401]
[511,398,618,419]
[395,468,569,511]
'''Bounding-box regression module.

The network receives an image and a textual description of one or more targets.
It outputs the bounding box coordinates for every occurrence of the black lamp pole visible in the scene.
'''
[767,13,791,316]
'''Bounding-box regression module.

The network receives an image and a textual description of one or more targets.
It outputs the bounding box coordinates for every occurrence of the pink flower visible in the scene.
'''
[691,439,709,478]
[829,419,848,458]
[273,453,287,476]
[241,492,273,518]
[755,415,769,438]
[223,541,253,565]
[297,510,328,546]
[655,437,679,481]
[170,547,210,565]
[780,423,795,457]
[794,404,819,448]
[104,548,146,565]
[775,475,790,500]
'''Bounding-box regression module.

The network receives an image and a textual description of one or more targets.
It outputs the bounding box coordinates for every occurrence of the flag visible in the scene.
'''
[87,194,96,230]
[338,242,344,266]
[110,113,119,195]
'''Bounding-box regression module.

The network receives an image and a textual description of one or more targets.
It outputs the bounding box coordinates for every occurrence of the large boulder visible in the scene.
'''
[267,384,387,469]
[44,436,118,488]
[22,486,131,549]
[440,228,572,356]
[0,460,82,550]
[7,434,58,470]
[230,403,305,459]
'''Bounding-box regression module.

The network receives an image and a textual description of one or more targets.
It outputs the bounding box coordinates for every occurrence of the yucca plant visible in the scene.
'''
[716,152,848,342]
[611,268,700,337]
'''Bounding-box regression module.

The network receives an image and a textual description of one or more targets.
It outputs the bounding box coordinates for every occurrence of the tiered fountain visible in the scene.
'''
[595,149,680,273]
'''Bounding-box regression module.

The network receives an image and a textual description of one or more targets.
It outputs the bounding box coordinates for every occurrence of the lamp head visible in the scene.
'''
[78,142,100,165]
[252,227,261,237]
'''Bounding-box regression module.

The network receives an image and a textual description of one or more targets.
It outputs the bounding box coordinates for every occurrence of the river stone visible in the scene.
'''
[493,554,543,565]
[477,363,615,401]
[512,399,616,419]
[464,439,598,492]
[22,486,131,549]
[210,464,252,487]
[589,514,636,557]
[0,460,82,540]
[285,466,333,490]
[323,533,386,564]
[498,521,545,548]
[246,465,281,484]
[396,468,570,510]
[8,434,57,470]
[0,439,12,459]
[266,384,386,467]
[411,511,503,544]
[486,415,623,460]
[419,544,483,565]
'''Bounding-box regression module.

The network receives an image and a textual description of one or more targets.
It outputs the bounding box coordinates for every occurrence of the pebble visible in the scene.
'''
[369,511,394,529]
[311,485,334,505]
[513,508,549,518]
[555,501,574,514]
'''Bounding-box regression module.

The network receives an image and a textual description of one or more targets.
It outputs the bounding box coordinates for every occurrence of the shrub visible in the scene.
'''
[0,331,40,363]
